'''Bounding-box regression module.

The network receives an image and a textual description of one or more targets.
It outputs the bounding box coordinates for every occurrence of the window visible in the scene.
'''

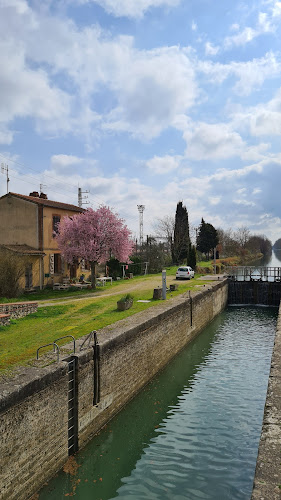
[52,215,61,236]
[54,253,62,274]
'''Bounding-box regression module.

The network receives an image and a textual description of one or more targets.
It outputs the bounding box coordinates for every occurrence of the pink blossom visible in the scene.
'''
[56,206,134,266]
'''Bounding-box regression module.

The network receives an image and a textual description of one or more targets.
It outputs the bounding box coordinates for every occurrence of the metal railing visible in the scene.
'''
[54,335,76,354]
[36,343,60,362]
[226,266,281,282]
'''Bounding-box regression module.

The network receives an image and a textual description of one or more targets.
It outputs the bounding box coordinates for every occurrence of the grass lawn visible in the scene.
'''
[0,268,210,374]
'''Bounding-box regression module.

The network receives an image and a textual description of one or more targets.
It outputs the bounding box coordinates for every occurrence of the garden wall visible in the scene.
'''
[0,301,38,318]
[0,280,228,500]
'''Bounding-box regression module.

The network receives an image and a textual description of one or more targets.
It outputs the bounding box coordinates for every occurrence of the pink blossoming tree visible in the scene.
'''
[56,206,134,288]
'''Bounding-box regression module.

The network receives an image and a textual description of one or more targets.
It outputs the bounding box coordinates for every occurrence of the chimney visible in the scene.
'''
[29,191,39,198]
[39,192,48,199]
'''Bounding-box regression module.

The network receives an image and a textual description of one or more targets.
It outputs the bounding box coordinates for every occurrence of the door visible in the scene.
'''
[25,264,33,289]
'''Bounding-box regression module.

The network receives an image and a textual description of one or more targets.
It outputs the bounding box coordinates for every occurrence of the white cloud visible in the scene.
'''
[103,46,198,139]
[0,126,13,145]
[78,0,180,18]
[197,52,281,96]
[0,3,198,142]
[209,196,221,205]
[231,88,281,136]
[50,154,99,175]
[224,10,275,49]
[191,20,197,31]
[271,1,281,17]
[0,36,71,137]
[146,154,181,174]
[51,155,83,168]
[205,42,219,56]
[183,122,245,160]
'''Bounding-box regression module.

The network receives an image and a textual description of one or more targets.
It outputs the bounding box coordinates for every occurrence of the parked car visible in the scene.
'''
[176,266,195,280]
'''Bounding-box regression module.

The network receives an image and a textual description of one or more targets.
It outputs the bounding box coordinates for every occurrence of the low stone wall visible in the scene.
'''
[0,314,10,326]
[0,301,38,319]
[0,281,228,500]
[251,302,281,499]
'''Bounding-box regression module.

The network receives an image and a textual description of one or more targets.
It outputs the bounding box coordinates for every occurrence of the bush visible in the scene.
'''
[0,249,27,298]
[118,293,134,303]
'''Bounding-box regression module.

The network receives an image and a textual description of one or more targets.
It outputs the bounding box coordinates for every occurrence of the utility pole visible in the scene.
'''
[78,187,90,208]
[137,205,145,249]
[1,163,9,193]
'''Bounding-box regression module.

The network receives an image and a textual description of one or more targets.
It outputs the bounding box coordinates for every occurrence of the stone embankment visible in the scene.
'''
[251,302,281,499]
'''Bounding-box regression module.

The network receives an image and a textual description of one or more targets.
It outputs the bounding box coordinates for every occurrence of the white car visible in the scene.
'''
[176,266,195,280]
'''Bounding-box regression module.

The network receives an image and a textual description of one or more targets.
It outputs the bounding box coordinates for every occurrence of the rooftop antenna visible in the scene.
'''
[1,163,9,194]
[40,183,47,195]
[137,205,145,248]
[78,187,90,208]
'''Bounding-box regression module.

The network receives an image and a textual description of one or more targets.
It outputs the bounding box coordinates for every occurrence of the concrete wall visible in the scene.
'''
[251,302,281,500]
[0,281,228,500]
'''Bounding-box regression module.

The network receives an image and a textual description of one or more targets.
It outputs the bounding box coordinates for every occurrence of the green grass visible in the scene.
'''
[0,269,210,373]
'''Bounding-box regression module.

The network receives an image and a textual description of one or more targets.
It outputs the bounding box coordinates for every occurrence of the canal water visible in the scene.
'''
[39,307,277,500]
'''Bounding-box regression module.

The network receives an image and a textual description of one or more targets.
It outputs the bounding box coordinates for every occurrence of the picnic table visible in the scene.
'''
[96,277,113,286]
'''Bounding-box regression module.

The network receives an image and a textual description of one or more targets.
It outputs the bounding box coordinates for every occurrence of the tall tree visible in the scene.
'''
[196,219,218,259]
[172,202,190,264]
[56,206,134,288]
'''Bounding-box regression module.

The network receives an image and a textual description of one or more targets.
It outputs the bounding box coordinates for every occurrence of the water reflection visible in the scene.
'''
[251,249,281,267]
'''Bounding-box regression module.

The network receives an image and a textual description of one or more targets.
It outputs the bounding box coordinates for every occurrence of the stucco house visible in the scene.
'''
[0,191,85,290]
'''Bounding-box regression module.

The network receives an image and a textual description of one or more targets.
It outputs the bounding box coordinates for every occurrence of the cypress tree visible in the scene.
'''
[172,202,190,264]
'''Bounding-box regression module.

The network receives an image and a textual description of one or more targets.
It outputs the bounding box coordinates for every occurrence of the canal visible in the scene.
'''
[39,306,277,500]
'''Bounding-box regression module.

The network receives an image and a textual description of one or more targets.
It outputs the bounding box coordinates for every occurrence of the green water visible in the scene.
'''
[39,307,277,500]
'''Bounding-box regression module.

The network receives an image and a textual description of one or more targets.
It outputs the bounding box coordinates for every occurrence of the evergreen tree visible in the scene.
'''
[172,201,190,264]
[188,245,197,269]
[197,218,218,259]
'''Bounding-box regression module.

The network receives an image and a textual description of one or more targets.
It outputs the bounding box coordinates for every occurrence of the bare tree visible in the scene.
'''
[153,215,175,257]
[234,227,251,249]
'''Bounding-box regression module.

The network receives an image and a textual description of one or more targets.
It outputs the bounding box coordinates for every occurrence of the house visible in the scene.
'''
[0,191,85,290]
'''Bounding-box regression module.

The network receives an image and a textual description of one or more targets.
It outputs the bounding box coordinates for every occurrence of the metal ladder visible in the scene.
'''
[67,357,78,455]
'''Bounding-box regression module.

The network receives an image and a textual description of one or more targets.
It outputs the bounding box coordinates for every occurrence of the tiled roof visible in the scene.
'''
[5,192,84,212]
[0,244,45,256]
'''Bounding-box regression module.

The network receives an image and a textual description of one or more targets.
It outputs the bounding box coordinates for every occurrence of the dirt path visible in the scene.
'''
[38,274,180,307]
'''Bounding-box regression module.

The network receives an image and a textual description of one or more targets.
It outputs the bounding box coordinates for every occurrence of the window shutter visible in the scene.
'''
[49,254,54,275]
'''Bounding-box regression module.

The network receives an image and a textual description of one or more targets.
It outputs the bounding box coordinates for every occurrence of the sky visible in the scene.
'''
[0,0,281,244]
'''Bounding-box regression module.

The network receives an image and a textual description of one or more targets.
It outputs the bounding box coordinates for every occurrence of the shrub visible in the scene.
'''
[118,293,134,303]
[0,249,27,298]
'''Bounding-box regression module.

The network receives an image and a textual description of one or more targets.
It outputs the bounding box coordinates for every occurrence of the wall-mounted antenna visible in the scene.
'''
[1,163,9,194]
[78,187,90,208]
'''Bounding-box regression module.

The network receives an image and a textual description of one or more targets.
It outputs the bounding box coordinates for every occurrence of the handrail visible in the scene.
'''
[53,335,76,353]
[226,266,281,282]
[36,342,60,362]
[79,330,96,351]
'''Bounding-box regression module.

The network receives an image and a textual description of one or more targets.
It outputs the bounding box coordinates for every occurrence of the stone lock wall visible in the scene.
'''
[0,280,228,500]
